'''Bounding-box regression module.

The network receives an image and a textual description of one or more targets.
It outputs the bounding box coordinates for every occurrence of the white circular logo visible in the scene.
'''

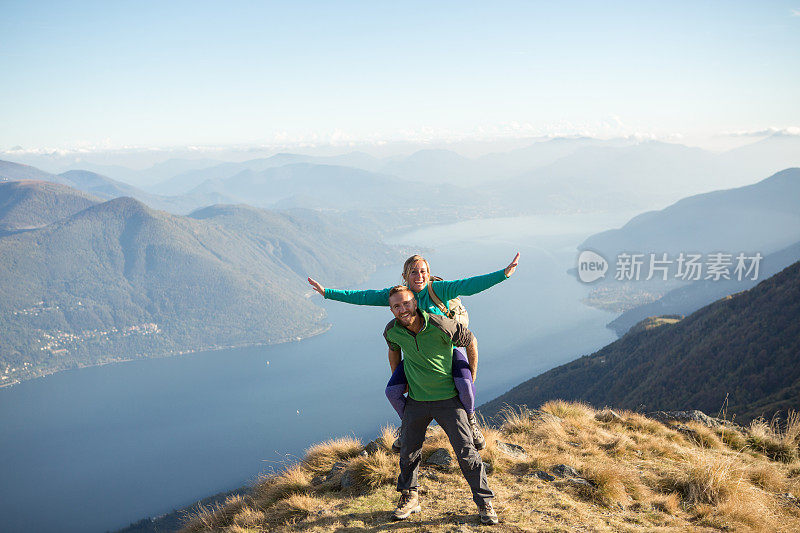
[577,250,608,283]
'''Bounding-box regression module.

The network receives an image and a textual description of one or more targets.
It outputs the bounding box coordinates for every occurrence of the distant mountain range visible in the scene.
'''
[0,182,402,385]
[3,134,800,217]
[480,259,800,424]
[581,167,800,258]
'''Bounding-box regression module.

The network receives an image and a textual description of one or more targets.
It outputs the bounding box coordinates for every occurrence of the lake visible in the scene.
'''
[0,212,634,532]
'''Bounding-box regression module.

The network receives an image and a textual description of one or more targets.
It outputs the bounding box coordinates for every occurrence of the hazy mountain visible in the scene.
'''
[580,168,800,259]
[0,194,400,385]
[152,152,382,195]
[0,159,53,181]
[493,141,735,213]
[481,260,800,424]
[57,169,153,200]
[722,133,800,180]
[607,240,800,335]
[476,136,636,178]
[378,149,486,186]
[0,181,100,232]
[186,162,482,212]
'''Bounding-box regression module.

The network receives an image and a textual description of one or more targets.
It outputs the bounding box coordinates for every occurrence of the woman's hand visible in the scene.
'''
[504,252,520,277]
[307,277,325,296]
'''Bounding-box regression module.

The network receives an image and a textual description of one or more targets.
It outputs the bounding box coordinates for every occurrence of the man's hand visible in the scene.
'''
[467,337,478,383]
[504,252,520,278]
[307,277,325,296]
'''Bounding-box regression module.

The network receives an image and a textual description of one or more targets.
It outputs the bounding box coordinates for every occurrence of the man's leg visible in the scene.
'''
[432,398,494,507]
[396,398,432,493]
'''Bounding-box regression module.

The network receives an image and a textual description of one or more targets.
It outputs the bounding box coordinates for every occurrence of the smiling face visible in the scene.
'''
[405,259,430,293]
[389,289,419,328]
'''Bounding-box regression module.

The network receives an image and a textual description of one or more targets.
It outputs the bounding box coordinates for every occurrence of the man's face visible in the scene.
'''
[389,290,418,327]
[406,260,429,293]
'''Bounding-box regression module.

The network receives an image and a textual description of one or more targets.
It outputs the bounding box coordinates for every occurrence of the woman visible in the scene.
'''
[307,252,520,451]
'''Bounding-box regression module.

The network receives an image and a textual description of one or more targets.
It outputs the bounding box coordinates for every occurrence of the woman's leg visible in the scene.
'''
[451,347,475,415]
[385,360,408,418]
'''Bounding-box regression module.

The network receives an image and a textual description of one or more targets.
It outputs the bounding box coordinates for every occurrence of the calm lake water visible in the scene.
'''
[0,212,634,532]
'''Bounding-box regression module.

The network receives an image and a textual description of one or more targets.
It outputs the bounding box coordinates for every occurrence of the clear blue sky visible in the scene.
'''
[1,0,799,150]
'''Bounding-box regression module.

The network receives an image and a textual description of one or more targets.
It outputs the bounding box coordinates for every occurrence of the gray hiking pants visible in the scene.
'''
[397,396,494,506]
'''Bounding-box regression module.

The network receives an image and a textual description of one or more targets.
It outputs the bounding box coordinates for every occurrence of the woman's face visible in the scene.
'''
[406,260,429,293]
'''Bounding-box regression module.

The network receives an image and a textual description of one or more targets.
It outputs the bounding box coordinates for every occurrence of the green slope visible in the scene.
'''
[480,260,800,424]
[0,195,399,384]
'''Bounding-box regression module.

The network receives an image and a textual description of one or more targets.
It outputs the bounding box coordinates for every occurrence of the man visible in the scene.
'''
[383,285,498,525]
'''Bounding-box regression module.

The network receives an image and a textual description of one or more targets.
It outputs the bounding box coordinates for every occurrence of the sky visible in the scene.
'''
[1,1,799,152]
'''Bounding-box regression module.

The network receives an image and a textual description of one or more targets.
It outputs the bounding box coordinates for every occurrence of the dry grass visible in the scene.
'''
[349,451,396,489]
[749,462,785,491]
[377,424,398,450]
[540,399,595,420]
[664,451,746,505]
[251,463,311,505]
[748,417,799,463]
[717,425,748,451]
[651,492,681,515]
[179,401,800,533]
[302,436,363,474]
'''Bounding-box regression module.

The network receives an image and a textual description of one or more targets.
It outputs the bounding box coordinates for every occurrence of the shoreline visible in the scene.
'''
[0,323,332,390]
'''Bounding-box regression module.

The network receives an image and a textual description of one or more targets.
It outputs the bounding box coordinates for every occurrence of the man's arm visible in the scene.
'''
[466,336,478,382]
[388,348,401,373]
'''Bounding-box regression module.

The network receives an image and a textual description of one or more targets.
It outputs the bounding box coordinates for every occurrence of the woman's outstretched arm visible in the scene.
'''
[432,252,521,302]
[307,277,392,306]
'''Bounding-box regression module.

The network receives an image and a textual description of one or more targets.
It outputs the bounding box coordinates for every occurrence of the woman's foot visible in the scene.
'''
[468,412,486,450]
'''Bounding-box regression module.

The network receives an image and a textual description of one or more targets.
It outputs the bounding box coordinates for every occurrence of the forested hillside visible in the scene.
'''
[0,191,400,385]
[481,260,800,424]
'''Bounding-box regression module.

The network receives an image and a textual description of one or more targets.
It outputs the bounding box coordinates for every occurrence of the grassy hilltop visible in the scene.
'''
[179,401,800,532]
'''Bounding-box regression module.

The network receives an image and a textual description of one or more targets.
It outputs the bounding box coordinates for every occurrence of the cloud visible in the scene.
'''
[719,126,800,137]
[792,8,800,16]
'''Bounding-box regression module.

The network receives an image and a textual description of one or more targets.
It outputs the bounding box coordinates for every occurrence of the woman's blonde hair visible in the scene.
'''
[402,254,431,284]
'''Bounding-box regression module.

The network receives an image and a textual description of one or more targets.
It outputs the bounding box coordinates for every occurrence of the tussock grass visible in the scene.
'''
[622,411,671,436]
[497,404,537,435]
[272,493,319,521]
[749,462,785,491]
[179,401,800,533]
[580,463,635,507]
[230,505,266,528]
[651,492,681,515]
[541,399,595,420]
[349,451,395,489]
[377,424,398,451]
[181,494,247,532]
[302,436,362,474]
[663,452,745,506]
[252,463,311,505]
[681,421,723,449]
[600,433,635,456]
[748,418,799,463]
[717,425,748,451]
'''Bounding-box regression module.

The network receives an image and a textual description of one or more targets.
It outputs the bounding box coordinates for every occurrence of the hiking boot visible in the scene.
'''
[468,412,486,450]
[478,500,498,525]
[392,489,420,520]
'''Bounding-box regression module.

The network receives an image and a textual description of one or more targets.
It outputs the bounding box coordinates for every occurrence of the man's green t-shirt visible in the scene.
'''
[383,310,474,402]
